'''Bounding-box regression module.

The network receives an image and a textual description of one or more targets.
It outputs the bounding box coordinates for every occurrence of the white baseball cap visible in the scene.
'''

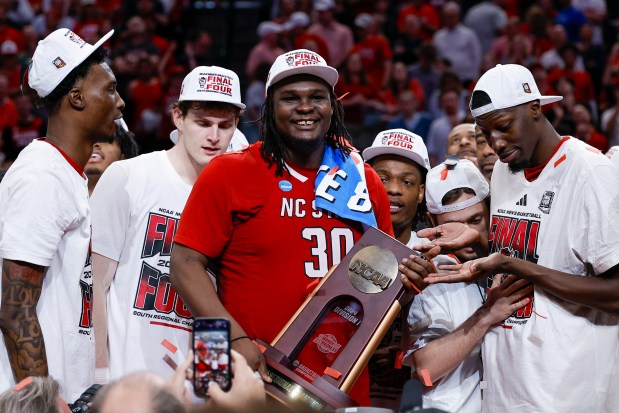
[28,28,114,98]
[362,128,430,171]
[314,0,335,11]
[470,64,562,118]
[354,13,375,29]
[179,66,245,109]
[169,128,249,152]
[283,12,311,30]
[257,21,283,37]
[0,40,18,55]
[426,158,489,214]
[265,49,338,91]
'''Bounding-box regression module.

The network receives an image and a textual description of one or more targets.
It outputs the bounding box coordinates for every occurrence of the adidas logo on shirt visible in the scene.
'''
[516,194,527,206]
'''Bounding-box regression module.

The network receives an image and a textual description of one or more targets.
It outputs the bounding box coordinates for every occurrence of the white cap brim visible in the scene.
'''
[92,29,114,53]
[471,94,562,117]
[72,29,113,73]
[363,146,430,171]
[267,65,338,90]
[470,64,563,117]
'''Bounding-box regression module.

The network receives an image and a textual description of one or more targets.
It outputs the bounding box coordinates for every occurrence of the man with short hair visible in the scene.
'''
[474,124,498,182]
[0,28,124,401]
[307,0,354,68]
[446,123,477,166]
[430,63,619,411]
[170,49,394,405]
[427,89,466,166]
[402,159,531,413]
[386,90,433,140]
[90,66,244,384]
[85,123,139,195]
[432,2,482,85]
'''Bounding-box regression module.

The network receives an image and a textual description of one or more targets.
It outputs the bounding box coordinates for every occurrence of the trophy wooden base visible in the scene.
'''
[258,340,357,410]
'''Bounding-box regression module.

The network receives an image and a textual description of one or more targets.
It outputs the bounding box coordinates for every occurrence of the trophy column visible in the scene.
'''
[256,227,417,410]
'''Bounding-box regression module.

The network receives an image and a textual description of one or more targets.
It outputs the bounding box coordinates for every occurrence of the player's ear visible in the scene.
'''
[427,212,437,227]
[418,183,425,204]
[172,106,183,129]
[529,100,542,120]
[68,86,85,110]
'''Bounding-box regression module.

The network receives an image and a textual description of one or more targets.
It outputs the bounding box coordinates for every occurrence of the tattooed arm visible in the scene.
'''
[0,259,47,381]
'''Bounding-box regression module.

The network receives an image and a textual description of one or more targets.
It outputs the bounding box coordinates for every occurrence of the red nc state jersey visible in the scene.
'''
[175,142,393,344]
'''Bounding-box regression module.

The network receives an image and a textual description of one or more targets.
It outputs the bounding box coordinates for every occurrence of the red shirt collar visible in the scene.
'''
[39,139,86,178]
[524,136,570,182]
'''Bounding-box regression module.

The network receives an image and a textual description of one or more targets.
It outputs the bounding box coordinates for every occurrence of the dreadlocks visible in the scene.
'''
[259,86,352,176]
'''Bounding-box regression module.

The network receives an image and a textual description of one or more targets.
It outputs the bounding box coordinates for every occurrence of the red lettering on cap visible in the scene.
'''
[387,138,414,150]
[206,75,232,85]
[205,83,232,95]
[295,52,319,61]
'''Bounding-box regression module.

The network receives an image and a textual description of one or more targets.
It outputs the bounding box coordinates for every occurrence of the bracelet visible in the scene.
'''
[231,335,251,343]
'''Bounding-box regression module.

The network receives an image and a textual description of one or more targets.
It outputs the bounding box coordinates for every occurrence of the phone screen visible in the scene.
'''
[193,318,231,397]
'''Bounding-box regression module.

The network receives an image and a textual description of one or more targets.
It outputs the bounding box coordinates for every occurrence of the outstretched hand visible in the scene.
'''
[425,252,507,284]
[417,222,482,252]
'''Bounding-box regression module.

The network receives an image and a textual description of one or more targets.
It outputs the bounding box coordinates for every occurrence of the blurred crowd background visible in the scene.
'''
[1,0,618,165]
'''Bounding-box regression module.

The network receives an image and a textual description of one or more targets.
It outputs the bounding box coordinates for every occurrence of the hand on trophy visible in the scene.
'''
[232,337,272,383]
[398,245,441,294]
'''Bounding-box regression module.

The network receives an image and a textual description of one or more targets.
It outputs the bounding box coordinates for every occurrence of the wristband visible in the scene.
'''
[231,335,251,343]
[94,368,109,384]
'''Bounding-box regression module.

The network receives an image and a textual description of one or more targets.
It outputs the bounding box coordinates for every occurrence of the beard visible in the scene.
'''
[90,134,116,145]
[89,123,118,145]
[508,158,531,174]
[84,167,103,178]
[283,133,325,155]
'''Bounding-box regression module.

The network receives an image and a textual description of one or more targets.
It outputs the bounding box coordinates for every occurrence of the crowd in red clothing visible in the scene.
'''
[1,0,618,167]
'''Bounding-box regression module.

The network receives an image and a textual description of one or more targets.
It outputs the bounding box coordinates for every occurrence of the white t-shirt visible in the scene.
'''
[0,140,93,402]
[403,237,483,413]
[484,137,619,412]
[90,151,193,380]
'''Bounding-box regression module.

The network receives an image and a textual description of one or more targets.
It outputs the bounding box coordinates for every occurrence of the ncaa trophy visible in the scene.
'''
[256,226,417,410]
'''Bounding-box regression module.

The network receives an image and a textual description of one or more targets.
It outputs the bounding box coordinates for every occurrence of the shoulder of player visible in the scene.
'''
[562,137,614,171]
[96,151,167,187]
[206,143,262,171]
[4,142,80,187]
[112,150,163,170]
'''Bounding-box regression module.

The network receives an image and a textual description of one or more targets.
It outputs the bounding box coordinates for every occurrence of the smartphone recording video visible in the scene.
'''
[193,318,232,397]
